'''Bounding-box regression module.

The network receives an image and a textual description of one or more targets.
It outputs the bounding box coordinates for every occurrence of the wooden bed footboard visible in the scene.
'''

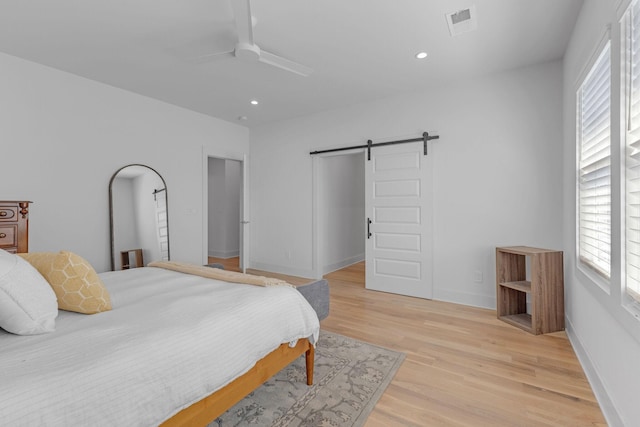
[161,338,314,427]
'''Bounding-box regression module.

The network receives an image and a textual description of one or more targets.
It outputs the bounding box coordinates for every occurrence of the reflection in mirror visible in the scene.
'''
[109,164,170,271]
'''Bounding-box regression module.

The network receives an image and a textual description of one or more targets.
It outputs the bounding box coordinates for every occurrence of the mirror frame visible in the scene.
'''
[108,164,170,271]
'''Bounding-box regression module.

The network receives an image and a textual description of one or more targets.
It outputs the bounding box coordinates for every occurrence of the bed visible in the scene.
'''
[0,262,321,426]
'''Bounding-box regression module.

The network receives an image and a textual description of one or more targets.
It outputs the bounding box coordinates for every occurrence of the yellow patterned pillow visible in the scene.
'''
[18,251,112,314]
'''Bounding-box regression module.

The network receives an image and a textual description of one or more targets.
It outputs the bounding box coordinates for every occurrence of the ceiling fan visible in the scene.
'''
[198,0,313,77]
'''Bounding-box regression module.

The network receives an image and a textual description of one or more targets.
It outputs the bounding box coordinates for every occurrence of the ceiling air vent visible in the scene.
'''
[446,5,477,36]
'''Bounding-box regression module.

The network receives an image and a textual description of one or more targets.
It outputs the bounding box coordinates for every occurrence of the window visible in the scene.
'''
[624,0,640,303]
[577,40,612,279]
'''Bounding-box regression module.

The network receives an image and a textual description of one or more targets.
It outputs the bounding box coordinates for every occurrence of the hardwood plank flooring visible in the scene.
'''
[207,257,242,272]
[208,258,607,426]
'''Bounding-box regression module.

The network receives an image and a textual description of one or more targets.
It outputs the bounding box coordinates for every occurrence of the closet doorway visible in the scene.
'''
[203,152,249,273]
[313,151,366,278]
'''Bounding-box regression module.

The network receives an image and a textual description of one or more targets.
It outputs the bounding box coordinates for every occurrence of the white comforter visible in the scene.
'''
[0,267,320,426]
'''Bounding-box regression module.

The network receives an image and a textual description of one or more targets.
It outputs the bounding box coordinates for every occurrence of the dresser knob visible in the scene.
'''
[0,233,6,238]
[0,212,7,217]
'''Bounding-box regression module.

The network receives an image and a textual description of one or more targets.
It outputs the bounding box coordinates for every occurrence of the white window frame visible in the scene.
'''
[621,0,640,311]
[576,35,613,289]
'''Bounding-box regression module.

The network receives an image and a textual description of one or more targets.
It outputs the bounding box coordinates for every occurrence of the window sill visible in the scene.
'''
[577,261,611,295]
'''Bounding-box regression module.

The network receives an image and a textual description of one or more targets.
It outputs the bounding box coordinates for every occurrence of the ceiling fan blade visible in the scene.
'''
[259,50,313,77]
[191,49,234,64]
[231,0,254,46]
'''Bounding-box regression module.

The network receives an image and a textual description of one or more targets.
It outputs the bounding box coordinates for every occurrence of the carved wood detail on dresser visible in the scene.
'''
[0,201,31,254]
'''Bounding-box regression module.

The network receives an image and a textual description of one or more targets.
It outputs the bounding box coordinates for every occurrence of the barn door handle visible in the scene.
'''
[367,218,372,239]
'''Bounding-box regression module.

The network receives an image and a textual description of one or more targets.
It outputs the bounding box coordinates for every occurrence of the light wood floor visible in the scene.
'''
[208,257,607,426]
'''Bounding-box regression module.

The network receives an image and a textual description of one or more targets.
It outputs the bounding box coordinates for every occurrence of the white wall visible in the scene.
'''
[250,60,564,306]
[320,152,365,273]
[0,52,249,272]
[563,0,640,425]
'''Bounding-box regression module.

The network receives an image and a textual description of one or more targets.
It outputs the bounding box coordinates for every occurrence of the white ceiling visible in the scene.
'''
[0,0,583,127]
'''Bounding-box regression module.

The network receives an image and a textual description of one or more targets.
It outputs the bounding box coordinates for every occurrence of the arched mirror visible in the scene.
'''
[109,164,170,271]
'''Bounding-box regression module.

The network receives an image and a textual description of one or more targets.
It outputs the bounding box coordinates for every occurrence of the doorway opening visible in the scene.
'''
[313,151,366,283]
[204,156,246,273]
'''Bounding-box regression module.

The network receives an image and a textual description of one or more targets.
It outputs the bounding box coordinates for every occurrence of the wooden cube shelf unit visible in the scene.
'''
[496,246,564,335]
[120,248,144,270]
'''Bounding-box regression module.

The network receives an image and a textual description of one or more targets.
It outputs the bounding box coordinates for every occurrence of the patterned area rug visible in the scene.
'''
[210,330,405,427]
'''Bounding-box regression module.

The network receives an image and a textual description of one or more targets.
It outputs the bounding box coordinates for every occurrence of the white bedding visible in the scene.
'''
[0,267,320,426]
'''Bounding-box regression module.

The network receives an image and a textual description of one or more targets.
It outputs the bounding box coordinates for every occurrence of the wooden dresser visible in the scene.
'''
[0,201,31,254]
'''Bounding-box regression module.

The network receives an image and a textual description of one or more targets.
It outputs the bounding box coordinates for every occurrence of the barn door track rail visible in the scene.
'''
[309,132,439,160]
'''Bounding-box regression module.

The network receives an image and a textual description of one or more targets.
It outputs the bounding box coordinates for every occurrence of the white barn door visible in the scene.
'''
[365,141,433,298]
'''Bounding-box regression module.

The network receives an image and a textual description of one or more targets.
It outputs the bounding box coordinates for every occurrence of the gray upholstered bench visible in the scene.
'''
[205,263,329,321]
[295,279,329,321]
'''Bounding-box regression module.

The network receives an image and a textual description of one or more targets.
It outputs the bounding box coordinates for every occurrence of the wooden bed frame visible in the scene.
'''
[161,338,314,426]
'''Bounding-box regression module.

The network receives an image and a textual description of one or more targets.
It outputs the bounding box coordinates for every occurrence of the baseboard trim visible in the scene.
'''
[322,254,365,275]
[433,288,495,310]
[565,316,623,427]
[208,250,239,259]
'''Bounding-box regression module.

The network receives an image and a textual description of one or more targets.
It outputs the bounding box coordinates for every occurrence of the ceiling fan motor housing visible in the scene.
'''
[235,42,261,61]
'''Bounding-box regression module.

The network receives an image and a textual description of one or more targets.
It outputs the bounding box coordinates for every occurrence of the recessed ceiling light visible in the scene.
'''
[250,100,259,105]
[415,52,428,59]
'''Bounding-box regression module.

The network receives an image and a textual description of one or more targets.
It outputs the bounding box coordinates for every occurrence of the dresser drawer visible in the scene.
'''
[0,207,17,222]
[0,225,17,248]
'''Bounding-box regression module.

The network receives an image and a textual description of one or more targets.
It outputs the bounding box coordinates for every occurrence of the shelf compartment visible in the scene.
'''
[499,280,531,293]
[499,313,533,332]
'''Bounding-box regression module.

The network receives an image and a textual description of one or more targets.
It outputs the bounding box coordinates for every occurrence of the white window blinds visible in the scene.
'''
[577,41,611,279]
[625,0,640,302]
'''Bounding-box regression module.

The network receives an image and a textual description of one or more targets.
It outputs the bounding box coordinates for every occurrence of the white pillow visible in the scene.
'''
[0,249,58,335]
